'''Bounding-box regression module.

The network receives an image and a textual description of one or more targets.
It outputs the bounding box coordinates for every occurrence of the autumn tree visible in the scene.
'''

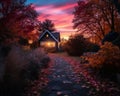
[0,0,38,44]
[73,0,120,43]
[73,1,106,42]
[39,19,55,32]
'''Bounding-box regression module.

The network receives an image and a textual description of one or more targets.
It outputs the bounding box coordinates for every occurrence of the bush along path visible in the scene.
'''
[24,59,53,96]
[40,54,90,96]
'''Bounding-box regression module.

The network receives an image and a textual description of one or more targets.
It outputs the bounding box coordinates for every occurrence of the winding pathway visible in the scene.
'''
[41,54,89,96]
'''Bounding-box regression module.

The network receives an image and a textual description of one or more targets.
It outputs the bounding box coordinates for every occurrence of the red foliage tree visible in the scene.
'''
[0,0,38,44]
[73,0,120,44]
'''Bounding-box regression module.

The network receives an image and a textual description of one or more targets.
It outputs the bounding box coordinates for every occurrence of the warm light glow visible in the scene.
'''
[46,34,49,37]
[41,41,55,47]
[28,40,33,44]
[63,36,69,40]
[47,42,51,46]
[46,42,55,47]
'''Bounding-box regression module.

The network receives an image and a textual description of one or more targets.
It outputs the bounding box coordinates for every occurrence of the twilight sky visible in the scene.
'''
[27,0,77,39]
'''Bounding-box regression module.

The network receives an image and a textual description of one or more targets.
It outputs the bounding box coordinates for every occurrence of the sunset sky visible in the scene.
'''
[27,0,77,39]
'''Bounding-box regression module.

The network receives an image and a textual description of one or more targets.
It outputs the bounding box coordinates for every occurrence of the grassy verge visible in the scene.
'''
[0,45,50,96]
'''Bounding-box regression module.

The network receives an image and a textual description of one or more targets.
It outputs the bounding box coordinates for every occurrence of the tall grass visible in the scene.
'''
[0,45,50,96]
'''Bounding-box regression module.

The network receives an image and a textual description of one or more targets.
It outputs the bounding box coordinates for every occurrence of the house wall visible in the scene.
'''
[39,41,59,52]
[39,31,60,52]
[40,41,56,48]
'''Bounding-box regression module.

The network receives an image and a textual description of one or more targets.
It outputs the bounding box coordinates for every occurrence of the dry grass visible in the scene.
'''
[0,45,50,95]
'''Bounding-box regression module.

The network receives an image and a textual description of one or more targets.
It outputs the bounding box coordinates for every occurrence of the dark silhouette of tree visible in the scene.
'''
[111,0,120,13]
[40,19,55,32]
[0,0,38,44]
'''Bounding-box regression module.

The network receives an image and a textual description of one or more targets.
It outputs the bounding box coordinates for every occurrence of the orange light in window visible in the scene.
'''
[46,42,55,47]
[46,34,49,37]
[47,42,51,46]
[28,40,33,44]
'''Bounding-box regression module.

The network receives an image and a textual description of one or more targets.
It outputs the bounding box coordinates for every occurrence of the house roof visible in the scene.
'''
[39,30,60,42]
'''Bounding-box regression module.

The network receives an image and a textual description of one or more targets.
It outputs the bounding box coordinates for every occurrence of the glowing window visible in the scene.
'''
[46,34,49,37]
[41,41,55,48]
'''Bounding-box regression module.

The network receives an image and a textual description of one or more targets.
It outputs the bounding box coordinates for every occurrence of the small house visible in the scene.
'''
[39,30,60,52]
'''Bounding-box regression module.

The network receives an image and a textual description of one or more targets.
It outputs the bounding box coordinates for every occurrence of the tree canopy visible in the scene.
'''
[39,19,56,32]
[0,0,39,44]
[73,0,120,43]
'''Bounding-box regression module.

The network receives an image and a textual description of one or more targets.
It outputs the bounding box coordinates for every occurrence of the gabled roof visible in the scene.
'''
[39,30,60,42]
[53,32,60,42]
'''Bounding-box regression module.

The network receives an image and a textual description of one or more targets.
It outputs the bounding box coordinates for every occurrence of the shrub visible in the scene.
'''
[18,37,28,46]
[86,42,120,78]
[30,48,50,67]
[30,41,39,49]
[64,35,87,56]
[64,34,99,56]
[1,45,50,95]
[86,42,100,52]
[2,46,28,95]
[23,48,50,80]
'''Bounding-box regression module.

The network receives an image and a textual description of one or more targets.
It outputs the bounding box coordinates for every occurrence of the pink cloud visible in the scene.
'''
[35,3,77,38]
[55,3,77,11]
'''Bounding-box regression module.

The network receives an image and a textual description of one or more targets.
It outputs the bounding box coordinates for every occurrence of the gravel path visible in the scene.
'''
[41,54,89,96]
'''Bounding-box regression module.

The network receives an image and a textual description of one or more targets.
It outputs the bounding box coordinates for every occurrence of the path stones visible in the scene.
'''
[63,80,72,84]
[56,91,62,95]
[51,86,62,91]
[73,84,82,90]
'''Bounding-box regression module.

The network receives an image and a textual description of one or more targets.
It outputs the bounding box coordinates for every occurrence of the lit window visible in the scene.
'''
[41,41,55,48]
[46,42,55,47]
[28,40,33,44]
[46,34,49,37]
